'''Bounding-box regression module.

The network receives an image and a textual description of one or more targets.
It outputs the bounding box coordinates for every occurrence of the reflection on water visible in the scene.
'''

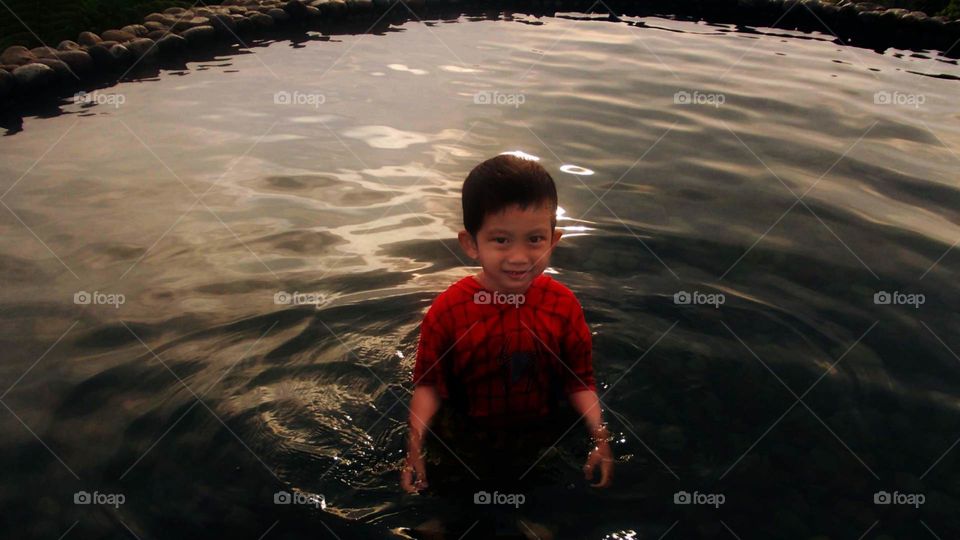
[1,9,960,539]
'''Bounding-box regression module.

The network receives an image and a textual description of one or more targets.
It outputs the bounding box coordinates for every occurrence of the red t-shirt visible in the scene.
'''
[413,274,596,426]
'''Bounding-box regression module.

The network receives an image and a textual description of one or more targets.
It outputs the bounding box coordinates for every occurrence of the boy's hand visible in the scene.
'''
[401,445,429,493]
[584,426,614,488]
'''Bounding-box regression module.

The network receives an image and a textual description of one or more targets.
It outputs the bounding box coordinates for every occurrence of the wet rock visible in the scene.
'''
[86,44,115,68]
[109,44,133,65]
[125,38,159,63]
[181,25,217,46]
[171,17,211,32]
[0,68,13,99]
[347,0,374,12]
[58,40,81,51]
[163,7,188,15]
[1,46,37,66]
[144,21,169,32]
[30,47,59,58]
[156,33,188,56]
[305,5,321,17]
[283,0,309,17]
[53,50,94,74]
[35,58,73,81]
[101,29,137,42]
[146,30,167,41]
[144,13,170,23]
[267,7,290,21]
[122,24,150,37]
[236,16,255,33]
[12,63,56,93]
[78,31,102,46]
[248,12,275,28]
[208,14,238,35]
[314,0,347,16]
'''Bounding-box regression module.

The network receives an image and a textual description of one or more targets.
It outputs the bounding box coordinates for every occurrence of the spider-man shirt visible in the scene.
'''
[413,274,596,427]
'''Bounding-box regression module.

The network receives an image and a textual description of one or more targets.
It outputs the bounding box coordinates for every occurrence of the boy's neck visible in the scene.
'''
[473,270,538,295]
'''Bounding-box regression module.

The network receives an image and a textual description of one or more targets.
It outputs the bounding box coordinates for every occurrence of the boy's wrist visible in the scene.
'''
[589,422,610,444]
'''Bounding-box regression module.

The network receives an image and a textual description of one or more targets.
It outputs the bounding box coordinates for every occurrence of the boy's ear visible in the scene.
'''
[458,230,479,260]
[551,228,563,246]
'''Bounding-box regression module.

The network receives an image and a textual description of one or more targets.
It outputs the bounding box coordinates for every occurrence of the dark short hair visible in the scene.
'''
[462,155,558,237]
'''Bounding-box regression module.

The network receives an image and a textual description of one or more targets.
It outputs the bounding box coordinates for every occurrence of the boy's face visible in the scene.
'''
[458,202,563,294]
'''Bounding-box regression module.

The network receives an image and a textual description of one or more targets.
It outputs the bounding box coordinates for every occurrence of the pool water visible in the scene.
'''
[1,8,959,539]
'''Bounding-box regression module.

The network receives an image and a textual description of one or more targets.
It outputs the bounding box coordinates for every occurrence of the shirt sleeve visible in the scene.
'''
[412,300,450,398]
[561,297,596,395]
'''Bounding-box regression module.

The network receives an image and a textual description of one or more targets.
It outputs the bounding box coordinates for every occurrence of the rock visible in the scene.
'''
[248,12,275,28]
[11,63,56,93]
[125,38,159,63]
[156,33,189,56]
[316,0,348,16]
[181,25,217,45]
[35,58,73,81]
[121,24,149,37]
[227,6,248,14]
[144,21,169,32]
[78,31,102,46]
[0,68,13,99]
[283,0,309,17]
[1,45,37,66]
[346,0,373,12]
[171,17,210,31]
[53,50,93,74]
[144,12,169,23]
[236,16,254,33]
[58,40,81,51]
[86,44,115,68]
[208,14,238,35]
[267,8,290,22]
[305,5,321,17]
[30,46,59,58]
[109,44,133,65]
[101,29,137,42]
[145,30,166,40]
[163,7,187,15]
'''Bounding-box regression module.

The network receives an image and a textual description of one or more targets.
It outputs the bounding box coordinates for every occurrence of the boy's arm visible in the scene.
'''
[407,385,441,452]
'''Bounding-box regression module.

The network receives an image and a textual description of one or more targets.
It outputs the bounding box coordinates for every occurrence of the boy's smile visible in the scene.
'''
[458,202,563,295]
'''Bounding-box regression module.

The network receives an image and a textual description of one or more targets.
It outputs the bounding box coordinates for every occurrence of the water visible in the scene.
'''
[1,9,959,539]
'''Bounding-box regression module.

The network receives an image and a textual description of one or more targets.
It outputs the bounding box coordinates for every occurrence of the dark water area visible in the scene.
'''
[1,9,959,540]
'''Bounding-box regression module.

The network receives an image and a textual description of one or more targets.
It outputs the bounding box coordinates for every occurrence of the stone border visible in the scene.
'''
[0,0,958,107]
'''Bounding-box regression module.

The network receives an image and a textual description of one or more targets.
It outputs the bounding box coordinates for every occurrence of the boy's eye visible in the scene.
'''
[493,237,508,244]
[529,236,545,243]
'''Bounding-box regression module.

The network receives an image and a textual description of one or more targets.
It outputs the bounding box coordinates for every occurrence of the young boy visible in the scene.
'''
[401,154,613,536]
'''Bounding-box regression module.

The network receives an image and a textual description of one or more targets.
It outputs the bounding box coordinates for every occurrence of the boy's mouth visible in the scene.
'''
[504,270,527,280]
